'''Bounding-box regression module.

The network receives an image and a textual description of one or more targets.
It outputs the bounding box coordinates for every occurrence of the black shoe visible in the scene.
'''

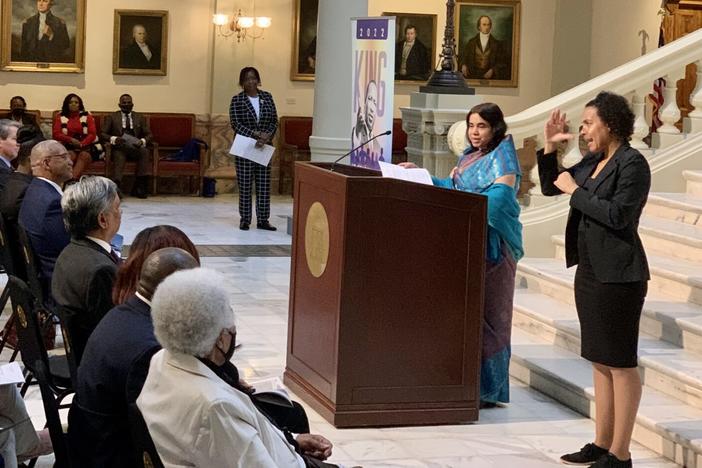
[132,176,149,199]
[239,221,250,230]
[560,443,609,465]
[256,221,277,231]
[590,453,632,468]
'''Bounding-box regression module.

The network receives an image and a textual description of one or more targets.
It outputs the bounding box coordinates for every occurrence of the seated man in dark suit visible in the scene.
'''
[100,94,152,198]
[68,247,199,468]
[52,176,122,363]
[18,140,73,299]
[0,119,21,192]
[0,97,41,129]
[0,127,44,279]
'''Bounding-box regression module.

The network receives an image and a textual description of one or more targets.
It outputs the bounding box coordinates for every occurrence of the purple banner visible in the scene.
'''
[355,19,389,40]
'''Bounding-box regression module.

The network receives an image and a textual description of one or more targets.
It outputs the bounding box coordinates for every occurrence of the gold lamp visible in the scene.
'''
[213,9,271,42]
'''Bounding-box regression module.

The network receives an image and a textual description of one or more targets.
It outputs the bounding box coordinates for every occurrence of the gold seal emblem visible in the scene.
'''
[304,202,330,278]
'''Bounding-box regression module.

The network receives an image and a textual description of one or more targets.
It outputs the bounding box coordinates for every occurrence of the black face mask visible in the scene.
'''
[119,104,133,113]
[10,108,24,117]
[215,330,236,365]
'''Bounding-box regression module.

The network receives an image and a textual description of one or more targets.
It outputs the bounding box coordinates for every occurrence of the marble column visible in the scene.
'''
[309,0,368,162]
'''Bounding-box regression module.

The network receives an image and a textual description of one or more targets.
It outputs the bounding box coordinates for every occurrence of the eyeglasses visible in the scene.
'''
[43,152,71,162]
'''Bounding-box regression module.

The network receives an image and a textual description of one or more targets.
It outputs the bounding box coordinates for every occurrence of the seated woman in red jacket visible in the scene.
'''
[52,93,100,179]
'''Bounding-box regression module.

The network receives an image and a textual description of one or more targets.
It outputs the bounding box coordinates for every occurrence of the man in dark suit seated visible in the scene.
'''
[0,119,21,192]
[120,24,161,70]
[100,94,152,198]
[52,176,122,364]
[0,97,41,129]
[68,247,199,468]
[0,127,44,279]
[18,140,73,299]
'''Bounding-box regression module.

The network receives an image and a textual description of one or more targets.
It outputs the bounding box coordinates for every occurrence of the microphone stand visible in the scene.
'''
[330,130,392,172]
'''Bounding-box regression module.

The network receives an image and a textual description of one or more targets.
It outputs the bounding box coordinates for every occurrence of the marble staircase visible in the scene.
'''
[510,170,702,467]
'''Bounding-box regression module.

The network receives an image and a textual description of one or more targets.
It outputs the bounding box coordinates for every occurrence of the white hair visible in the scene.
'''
[151,268,234,357]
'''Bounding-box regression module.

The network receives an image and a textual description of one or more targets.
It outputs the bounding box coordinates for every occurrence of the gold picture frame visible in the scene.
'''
[383,12,438,85]
[290,0,318,81]
[113,9,168,76]
[1,0,86,73]
[456,0,520,88]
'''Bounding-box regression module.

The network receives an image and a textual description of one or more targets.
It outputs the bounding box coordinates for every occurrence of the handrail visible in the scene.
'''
[505,28,702,147]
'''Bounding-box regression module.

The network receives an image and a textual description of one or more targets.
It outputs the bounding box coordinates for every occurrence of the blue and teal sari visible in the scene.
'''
[433,135,523,404]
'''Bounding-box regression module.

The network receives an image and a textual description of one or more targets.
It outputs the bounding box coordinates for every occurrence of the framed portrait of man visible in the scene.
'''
[113,9,168,76]
[290,0,318,81]
[1,0,86,72]
[383,12,437,84]
[456,0,520,88]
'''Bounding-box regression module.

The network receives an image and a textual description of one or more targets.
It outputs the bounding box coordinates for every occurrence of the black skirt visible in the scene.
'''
[574,236,647,368]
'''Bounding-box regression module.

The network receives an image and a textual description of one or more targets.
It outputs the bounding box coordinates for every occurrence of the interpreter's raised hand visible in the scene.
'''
[544,109,574,154]
[397,162,418,169]
[554,170,578,195]
[296,434,333,460]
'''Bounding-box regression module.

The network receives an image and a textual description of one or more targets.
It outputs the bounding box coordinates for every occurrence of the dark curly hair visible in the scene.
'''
[466,102,507,153]
[238,67,261,87]
[112,225,200,305]
[585,91,634,142]
[60,93,85,116]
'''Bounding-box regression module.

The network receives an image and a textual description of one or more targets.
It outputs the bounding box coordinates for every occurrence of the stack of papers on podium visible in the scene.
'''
[379,161,433,185]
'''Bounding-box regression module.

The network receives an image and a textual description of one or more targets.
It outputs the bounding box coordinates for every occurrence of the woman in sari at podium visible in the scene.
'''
[401,102,523,406]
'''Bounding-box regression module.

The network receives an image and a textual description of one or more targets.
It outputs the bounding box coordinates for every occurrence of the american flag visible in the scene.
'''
[650,7,667,132]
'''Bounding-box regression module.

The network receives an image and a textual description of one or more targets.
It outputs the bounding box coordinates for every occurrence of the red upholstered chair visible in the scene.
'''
[50,110,107,177]
[391,118,408,164]
[278,116,313,195]
[149,113,207,194]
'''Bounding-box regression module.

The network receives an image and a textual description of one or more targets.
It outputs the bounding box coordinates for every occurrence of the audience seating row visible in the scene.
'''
[277,116,408,195]
[1,109,208,195]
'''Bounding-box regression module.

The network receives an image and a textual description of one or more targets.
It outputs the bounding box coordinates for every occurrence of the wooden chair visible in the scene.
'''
[149,113,208,195]
[391,118,408,164]
[277,116,313,195]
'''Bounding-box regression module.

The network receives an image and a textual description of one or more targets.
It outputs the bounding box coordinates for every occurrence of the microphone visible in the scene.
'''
[330,130,392,172]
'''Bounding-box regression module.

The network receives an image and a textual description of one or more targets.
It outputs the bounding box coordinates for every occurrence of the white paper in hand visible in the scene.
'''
[379,161,433,185]
[229,134,275,166]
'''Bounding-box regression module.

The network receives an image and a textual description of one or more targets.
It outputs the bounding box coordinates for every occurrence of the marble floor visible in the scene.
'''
[4,195,679,467]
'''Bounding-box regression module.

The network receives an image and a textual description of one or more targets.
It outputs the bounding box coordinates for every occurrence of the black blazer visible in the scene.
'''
[20,11,70,62]
[538,143,650,283]
[228,90,278,141]
[18,178,70,294]
[0,161,12,192]
[52,237,118,363]
[68,295,160,468]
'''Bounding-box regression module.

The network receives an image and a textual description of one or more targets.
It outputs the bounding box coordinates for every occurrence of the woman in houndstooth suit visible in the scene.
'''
[229,67,278,231]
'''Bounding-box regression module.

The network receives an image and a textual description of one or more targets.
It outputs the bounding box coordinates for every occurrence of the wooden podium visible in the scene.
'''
[284,162,487,427]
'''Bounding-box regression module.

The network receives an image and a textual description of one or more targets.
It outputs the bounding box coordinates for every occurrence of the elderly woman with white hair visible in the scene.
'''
[138,268,344,468]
